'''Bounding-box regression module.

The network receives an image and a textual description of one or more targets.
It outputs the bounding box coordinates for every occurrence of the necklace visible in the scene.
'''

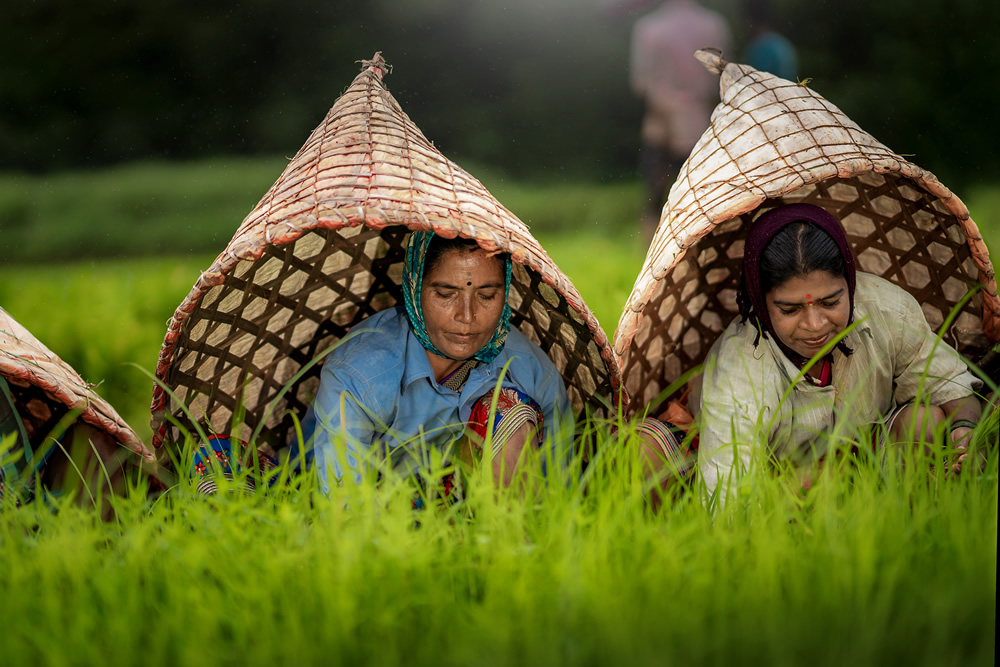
[439,359,479,392]
[801,356,833,387]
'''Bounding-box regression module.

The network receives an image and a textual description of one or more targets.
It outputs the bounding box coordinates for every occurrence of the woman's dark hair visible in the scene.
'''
[736,204,856,360]
[424,235,503,274]
[757,221,847,295]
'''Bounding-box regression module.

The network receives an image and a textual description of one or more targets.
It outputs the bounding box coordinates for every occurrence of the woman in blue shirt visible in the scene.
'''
[301,231,571,493]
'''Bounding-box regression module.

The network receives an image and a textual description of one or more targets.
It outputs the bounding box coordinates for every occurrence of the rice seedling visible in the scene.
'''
[3,298,996,666]
[0,399,995,666]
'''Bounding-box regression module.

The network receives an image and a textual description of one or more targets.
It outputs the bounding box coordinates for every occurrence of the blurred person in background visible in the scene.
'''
[630,0,731,240]
[741,0,797,81]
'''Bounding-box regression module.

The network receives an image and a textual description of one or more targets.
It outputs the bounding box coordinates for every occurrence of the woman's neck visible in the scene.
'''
[426,349,466,383]
[800,355,832,386]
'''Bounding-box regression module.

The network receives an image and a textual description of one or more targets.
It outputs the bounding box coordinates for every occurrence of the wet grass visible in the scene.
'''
[1,415,996,667]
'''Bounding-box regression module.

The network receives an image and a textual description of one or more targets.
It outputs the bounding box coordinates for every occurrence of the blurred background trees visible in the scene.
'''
[2,0,997,188]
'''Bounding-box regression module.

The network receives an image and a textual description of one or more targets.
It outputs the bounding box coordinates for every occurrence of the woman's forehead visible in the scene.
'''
[426,247,504,278]
[769,270,847,297]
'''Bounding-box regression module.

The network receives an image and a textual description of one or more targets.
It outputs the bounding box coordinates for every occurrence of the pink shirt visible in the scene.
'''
[630,0,731,153]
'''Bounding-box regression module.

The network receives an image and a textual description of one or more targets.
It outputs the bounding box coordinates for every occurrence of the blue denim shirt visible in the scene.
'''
[301,307,571,489]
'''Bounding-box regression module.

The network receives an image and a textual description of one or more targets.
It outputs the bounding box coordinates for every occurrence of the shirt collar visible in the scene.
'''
[401,325,436,389]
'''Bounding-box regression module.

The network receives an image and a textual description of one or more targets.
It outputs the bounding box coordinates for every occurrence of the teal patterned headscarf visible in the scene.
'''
[402,231,513,364]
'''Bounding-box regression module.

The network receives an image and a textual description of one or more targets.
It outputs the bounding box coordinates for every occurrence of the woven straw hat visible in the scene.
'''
[1,307,152,463]
[614,50,999,410]
[150,53,621,452]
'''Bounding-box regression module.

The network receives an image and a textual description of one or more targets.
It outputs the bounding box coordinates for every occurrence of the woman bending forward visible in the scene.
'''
[695,204,984,502]
[302,232,571,493]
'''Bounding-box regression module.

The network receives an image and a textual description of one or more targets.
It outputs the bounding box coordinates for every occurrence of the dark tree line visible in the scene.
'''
[2,0,997,188]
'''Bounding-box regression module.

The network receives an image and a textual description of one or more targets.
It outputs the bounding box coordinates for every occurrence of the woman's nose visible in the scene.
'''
[801,305,824,331]
[456,295,475,323]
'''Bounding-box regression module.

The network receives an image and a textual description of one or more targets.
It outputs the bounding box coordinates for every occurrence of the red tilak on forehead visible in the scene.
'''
[741,203,857,365]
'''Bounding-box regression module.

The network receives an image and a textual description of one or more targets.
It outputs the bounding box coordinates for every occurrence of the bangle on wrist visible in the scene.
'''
[949,418,977,432]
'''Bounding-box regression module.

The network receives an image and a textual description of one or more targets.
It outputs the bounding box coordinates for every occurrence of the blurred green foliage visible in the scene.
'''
[0,158,286,260]
[0,1,638,181]
[0,257,213,441]
[0,157,649,262]
[3,0,998,187]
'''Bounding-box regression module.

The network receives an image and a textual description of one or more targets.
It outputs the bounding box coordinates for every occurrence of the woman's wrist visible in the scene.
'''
[949,419,976,447]
[949,418,978,432]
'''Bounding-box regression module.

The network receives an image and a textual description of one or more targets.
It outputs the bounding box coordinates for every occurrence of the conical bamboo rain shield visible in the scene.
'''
[151,53,622,452]
[614,50,998,411]
[1,307,152,463]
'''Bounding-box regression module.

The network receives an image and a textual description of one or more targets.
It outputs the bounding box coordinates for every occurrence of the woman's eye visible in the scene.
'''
[434,290,456,299]
[479,292,497,301]
[821,299,841,308]
[778,307,798,315]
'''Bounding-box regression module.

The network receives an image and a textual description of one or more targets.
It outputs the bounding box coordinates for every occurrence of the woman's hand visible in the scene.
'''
[948,425,974,475]
[942,395,983,475]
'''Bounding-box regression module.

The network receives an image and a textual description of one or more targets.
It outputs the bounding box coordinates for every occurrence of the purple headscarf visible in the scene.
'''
[737,203,857,364]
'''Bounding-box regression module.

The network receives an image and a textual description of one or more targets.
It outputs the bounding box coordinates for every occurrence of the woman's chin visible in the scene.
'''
[434,345,476,362]
[433,336,487,361]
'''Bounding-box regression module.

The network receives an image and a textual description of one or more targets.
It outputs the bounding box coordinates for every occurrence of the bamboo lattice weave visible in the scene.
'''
[1,307,151,460]
[614,51,999,410]
[151,53,621,452]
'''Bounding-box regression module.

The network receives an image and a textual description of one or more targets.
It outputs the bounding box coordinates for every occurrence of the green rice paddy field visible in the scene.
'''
[0,160,997,666]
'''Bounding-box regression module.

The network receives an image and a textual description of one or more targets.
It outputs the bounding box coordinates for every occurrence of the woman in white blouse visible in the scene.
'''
[695,204,985,503]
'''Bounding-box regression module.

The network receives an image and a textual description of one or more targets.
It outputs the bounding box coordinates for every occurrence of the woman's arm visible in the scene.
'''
[881,285,984,469]
[503,333,573,447]
[942,394,983,425]
[698,387,763,508]
[310,360,380,491]
[696,341,772,508]
[888,286,983,410]
[537,373,572,444]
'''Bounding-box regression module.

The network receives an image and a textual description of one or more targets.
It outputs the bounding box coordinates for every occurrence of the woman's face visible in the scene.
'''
[765,270,850,360]
[421,248,505,360]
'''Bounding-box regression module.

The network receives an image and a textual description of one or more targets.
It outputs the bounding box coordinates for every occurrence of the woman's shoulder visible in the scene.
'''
[702,317,783,388]
[694,316,784,414]
[494,328,569,407]
[711,316,762,359]
[338,307,408,346]
[326,307,410,371]
[855,271,915,302]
